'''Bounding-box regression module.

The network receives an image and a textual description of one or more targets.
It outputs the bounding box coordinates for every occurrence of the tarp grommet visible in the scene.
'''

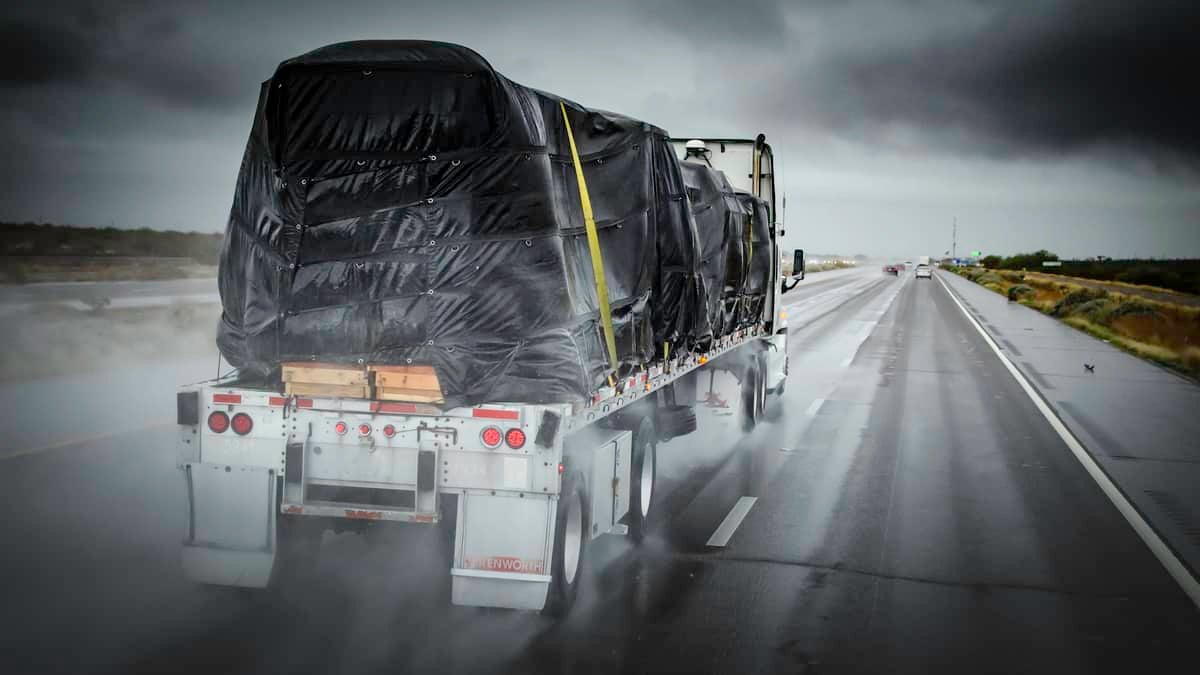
[299,178,308,186]
[451,160,461,167]
[524,239,532,247]
[425,198,435,204]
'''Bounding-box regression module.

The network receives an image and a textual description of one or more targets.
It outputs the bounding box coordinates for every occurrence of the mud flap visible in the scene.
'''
[180,462,277,587]
[764,332,788,392]
[450,492,554,610]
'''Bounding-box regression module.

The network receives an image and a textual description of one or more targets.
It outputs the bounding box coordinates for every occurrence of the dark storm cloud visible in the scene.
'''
[816,0,1200,164]
[0,2,243,110]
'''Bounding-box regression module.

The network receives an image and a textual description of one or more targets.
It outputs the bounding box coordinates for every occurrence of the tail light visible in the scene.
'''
[481,426,502,448]
[358,423,372,437]
[231,413,253,435]
[334,421,348,435]
[505,428,526,449]
[383,424,396,438]
[207,411,229,434]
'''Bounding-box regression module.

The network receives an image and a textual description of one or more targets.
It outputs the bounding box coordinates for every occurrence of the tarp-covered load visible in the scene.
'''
[217,40,768,407]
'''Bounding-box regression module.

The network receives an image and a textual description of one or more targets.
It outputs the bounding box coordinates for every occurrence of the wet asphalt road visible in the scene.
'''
[2,269,1199,674]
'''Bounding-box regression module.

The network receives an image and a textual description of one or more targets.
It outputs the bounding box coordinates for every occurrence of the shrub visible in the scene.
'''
[1007,284,1034,301]
[1107,299,1157,320]
[1072,298,1115,323]
[1051,287,1107,317]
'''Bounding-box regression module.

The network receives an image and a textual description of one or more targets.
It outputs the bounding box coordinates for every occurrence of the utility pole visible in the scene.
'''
[952,217,957,259]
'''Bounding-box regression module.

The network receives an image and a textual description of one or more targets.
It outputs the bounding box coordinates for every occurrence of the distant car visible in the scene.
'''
[915,263,932,279]
[883,265,898,275]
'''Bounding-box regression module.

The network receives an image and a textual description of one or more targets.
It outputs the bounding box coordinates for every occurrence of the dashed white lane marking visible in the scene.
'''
[805,398,826,417]
[935,271,1200,609]
[706,496,758,548]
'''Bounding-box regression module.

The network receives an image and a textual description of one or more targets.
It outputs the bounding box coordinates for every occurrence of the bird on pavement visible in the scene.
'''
[1083,363,1095,373]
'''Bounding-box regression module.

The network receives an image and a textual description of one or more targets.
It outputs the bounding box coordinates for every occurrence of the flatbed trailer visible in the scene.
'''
[177,134,795,614]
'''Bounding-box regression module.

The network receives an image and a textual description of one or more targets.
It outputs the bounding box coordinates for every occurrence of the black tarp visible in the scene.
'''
[680,161,748,342]
[217,40,758,407]
[736,192,774,328]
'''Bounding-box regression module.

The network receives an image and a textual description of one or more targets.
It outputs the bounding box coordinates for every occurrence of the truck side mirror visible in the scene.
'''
[793,249,805,280]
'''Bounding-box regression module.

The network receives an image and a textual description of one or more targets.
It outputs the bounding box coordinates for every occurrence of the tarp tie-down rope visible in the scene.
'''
[560,101,618,374]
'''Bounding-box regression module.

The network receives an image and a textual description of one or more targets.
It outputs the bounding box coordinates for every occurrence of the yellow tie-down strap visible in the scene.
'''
[560,101,618,373]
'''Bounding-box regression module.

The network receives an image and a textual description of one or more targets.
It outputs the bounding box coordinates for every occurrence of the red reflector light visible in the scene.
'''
[358,423,371,437]
[472,408,520,420]
[207,411,229,433]
[383,424,396,438]
[334,421,348,435]
[505,428,526,449]
[231,413,253,436]
[481,426,502,448]
[212,393,241,405]
[557,463,565,474]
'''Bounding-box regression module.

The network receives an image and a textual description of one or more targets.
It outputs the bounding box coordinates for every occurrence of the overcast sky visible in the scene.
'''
[1,0,1197,258]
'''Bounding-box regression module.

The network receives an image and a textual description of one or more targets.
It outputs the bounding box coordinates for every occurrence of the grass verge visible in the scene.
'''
[949,266,1200,380]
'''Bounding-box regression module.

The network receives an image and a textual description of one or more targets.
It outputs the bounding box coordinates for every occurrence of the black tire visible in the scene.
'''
[628,417,657,543]
[544,472,590,617]
[655,404,697,441]
[741,361,765,432]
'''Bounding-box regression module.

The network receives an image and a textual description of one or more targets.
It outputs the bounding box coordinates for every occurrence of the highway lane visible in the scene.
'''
[2,271,1198,674]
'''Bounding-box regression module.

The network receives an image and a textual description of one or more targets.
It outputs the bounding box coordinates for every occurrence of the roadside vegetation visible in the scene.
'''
[951,266,1200,379]
[978,249,1200,296]
[1,222,221,283]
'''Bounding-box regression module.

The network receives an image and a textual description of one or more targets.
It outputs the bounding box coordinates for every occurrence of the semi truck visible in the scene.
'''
[175,42,798,615]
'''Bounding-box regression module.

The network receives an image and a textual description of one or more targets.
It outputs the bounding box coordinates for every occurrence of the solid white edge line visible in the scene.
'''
[935,271,1200,608]
[706,496,758,547]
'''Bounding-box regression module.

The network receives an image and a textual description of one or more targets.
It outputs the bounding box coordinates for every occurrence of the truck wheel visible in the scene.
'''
[764,360,785,421]
[268,515,322,596]
[741,363,765,431]
[628,417,657,543]
[544,472,590,617]
[655,404,697,441]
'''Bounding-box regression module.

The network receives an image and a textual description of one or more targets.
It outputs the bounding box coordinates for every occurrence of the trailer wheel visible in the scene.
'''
[628,417,657,542]
[544,471,590,617]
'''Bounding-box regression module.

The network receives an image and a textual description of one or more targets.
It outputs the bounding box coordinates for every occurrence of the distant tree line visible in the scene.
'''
[0,222,223,265]
[978,249,1200,295]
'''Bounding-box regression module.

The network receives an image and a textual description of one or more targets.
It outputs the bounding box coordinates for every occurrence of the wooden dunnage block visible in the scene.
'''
[370,365,445,404]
